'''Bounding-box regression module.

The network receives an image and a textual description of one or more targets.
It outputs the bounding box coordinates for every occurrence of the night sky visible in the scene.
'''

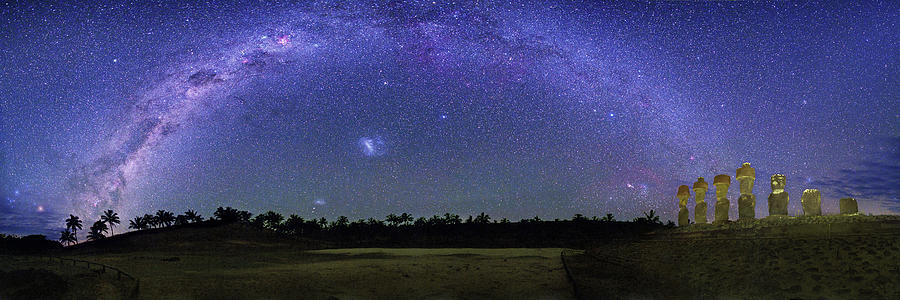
[2,1,898,237]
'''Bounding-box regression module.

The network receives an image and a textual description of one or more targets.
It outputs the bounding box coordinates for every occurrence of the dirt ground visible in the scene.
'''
[566,222,900,299]
[67,247,574,300]
[0,255,133,300]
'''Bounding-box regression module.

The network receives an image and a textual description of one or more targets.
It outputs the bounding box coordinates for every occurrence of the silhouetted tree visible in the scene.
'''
[184,209,202,223]
[366,218,383,226]
[399,213,413,226]
[262,211,284,230]
[175,214,189,226]
[601,213,615,222]
[633,210,662,225]
[385,213,401,227]
[443,213,462,225]
[499,217,510,224]
[250,215,265,228]
[572,214,587,222]
[65,215,83,244]
[145,214,159,228]
[156,210,175,227]
[214,207,242,223]
[129,216,148,231]
[87,220,108,241]
[427,215,444,226]
[283,214,304,235]
[331,216,349,229]
[474,212,491,224]
[58,230,76,246]
[101,210,120,236]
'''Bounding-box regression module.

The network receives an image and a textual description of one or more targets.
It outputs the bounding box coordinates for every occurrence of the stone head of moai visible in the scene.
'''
[677,185,690,207]
[735,162,755,195]
[693,177,708,203]
[713,174,730,199]
[770,174,786,193]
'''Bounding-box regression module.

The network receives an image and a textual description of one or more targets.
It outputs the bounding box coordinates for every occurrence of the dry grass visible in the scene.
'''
[568,217,900,299]
[67,247,574,300]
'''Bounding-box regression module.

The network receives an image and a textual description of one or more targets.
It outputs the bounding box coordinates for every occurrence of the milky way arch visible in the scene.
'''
[66,3,696,221]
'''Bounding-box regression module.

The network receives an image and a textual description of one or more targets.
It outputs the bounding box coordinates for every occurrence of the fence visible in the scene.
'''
[41,254,140,299]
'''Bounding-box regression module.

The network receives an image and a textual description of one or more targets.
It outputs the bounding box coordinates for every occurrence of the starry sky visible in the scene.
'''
[1,1,898,237]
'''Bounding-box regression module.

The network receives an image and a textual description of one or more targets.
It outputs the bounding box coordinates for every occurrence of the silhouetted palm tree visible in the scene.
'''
[100,210,120,236]
[366,217,384,226]
[601,213,615,222]
[284,214,304,235]
[175,214,189,226]
[156,210,175,227]
[87,229,105,241]
[65,215,83,244]
[399,213,413,226]
[474,212,491,224]
[129,216,148,231]
[633,210,661,225]
[87,220,108,241]
[59,230,76,246]
[385,213,400,227]
[332,216,349,229]
[184,209,202,223]
[144,214,158,228]
[262,211,284,230]
[443,213,462,225]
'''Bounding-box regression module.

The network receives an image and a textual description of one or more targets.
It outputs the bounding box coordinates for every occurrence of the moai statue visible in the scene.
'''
[693,177,709,224]
[840,198,859,215]
[736,163,756,220]
[713,174,731,224]
[677,185,690,226]
[767,174,789,216]
[801,189,822,216]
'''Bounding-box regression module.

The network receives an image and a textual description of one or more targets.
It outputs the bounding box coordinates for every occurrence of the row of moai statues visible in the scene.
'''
[676,162,860,226]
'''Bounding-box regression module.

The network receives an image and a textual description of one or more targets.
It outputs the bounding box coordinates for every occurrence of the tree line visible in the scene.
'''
[58,207,667,246]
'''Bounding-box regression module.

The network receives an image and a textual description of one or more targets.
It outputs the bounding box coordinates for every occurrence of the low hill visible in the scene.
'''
[65,222,330,255]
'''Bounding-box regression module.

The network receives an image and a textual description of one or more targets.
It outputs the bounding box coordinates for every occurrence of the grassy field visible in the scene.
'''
[566,216,900,299]
[60,247,573,300]
[4,217,899,299]
[0,254,134,299]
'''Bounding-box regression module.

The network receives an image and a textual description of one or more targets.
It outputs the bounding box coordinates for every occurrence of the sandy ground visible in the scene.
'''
[67,247,574,300]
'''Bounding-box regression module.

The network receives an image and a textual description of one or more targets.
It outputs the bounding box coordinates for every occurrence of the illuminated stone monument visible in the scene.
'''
[767,174,789,216]
[713,174,731,223]
[677,185,690,226]
[801,189,822,216]
[693,177,708,224]
[736,163,756,220]
[839,197,858,215]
